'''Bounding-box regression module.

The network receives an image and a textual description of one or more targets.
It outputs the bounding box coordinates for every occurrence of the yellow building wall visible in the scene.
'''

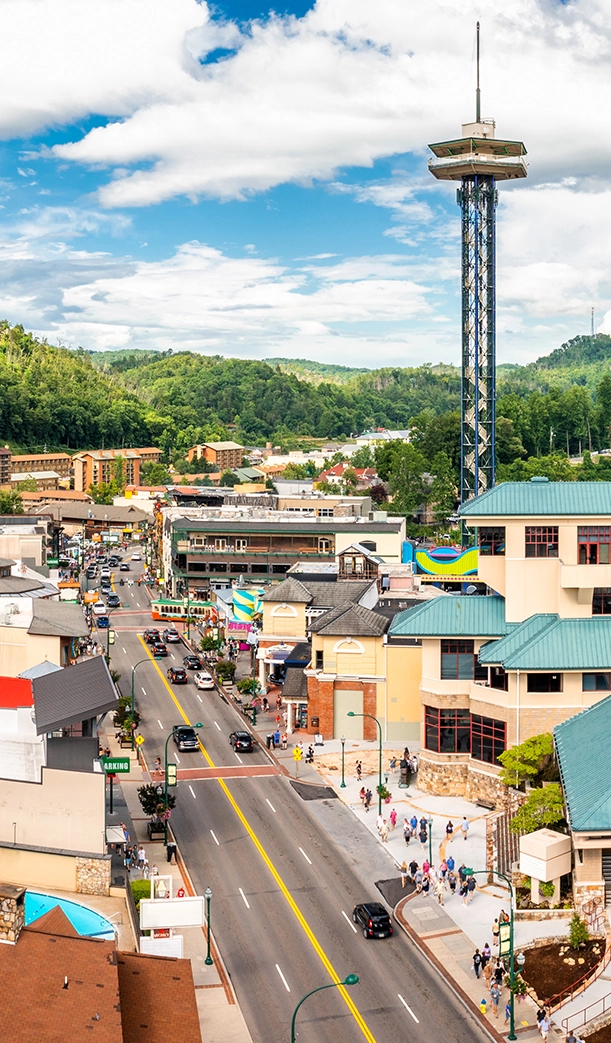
[0,847,77,892]
[0,628,63,674]
[385,643,422,742]
[262,602,307,639]
[0,768,105,853]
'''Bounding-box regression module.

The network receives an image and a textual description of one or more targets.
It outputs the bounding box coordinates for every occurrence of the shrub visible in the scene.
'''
[376,784,391,801]
[216,659,236,681]
[113,695,141,731]
[509,784,565,834]
[539,881,555,898]
[568,913,590,950]
[137,783,176,819]
[130,879,151,911]
[237,677,259,695]
[200,636,217,652]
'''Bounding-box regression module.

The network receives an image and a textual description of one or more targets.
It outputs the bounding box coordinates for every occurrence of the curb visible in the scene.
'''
[393,893,508,1043]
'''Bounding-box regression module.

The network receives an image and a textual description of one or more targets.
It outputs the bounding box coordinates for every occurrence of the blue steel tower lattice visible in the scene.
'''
[428,24,527,504]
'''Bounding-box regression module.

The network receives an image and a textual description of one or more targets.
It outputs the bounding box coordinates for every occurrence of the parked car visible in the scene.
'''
[106,594,121,608]
[194,671,215,690]
[163,628,181,643]
[119,562,131,571]
[173,725,199,751]
[152,641,168,657]
[229,731,253,753]
[183,654,202,670]
[97,615,110,629]
[92,601,107,616]
[131,552,142,561]
[167,667,188,684]
[144,629,160,644]
[352,902,393,939]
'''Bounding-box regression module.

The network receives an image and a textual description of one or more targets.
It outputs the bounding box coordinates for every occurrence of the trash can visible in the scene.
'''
[266,734,273,750]
[166,841,177,864]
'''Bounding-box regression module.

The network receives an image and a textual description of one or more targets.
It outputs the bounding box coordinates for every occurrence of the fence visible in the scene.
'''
[486,810,522,879]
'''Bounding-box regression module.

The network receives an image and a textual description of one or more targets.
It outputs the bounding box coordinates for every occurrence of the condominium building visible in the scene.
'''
[0,447,10,485]
[10,452,73,477]
[73,447,160,491]
[186,441,244,471]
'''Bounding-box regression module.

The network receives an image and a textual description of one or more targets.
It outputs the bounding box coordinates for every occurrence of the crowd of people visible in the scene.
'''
[395,852,486,906]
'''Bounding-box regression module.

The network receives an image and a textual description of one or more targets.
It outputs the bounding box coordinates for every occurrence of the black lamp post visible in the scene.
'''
[291,975,359,1043]
[205,887,213,966]
[347,711,383,814]
[164,723,203,844]
[340,735,346,788]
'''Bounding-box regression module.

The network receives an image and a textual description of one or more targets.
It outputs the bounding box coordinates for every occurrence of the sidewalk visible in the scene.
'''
[101,726,253,1043]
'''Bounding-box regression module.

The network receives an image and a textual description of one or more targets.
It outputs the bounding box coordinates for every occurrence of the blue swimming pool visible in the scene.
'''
[25,892,116,939]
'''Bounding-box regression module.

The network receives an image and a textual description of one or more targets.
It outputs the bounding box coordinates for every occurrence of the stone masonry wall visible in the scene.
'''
[0,895,24,943]
[418,755,468,796]
[76,856,111,896]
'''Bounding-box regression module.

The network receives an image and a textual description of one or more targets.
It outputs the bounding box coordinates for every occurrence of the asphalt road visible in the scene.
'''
[97,559,493,1043]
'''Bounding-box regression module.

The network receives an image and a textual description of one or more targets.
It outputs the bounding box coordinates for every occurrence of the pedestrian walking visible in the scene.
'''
[410,814,418,836]
[483,959,493,989]
[154,757,162,775]
[421,873,430,895]
[281,733,288,750]
[359,787,366,805]
[494,960,505,987]
[409,859,418,879]
[403,820,411,846]
[481,942,491,967]
[428,864,437,883]
[499,908,510,925]
[376,813,384,834]
[137,845,146,869]
[492,918,500,949]
[355,761,362,781]
[446,820,454,841]
[490,982,501,1018]
[458,863,467,884]
[389,808,397,830]
[446,853,455,873]
[414,868,423,893]
[448,871,457,897]
[461,816,469,841]
[439,859,448,879]
[380,819,389,843]
[504,1001,511,1025]
[435,878,446,906]
[422,858,430,876]
[419,826,428,850]
[467,874,477,902]
[472,949,482,978]
[364,788,372,811]
[124,845,132,871]
[536,1007,548,1036]
[460,880,469,906]
[539,1015,550,1040]
[399,861,409,888]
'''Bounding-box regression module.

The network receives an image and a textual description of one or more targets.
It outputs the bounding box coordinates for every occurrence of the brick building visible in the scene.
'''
[10,451,73,477]
[73,447,160,491]
[187,440,244,470]
[0,446,10,484]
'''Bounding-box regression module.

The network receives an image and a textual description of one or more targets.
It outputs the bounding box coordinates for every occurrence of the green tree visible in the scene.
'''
[429,452,457,523]
[595,374,611,447]
[0,490,24,514]
[219,470,239,487]
[341,467,359,494]
[351,445,375,468]
[498,733,557,788]
[137,783,176,819]
[113,455,125,493]
[496,416,527,465]
[497,453,575,484]
[87,482,116,505]
[509,784,564,835]
[386,444,427,519]
[578,450,599,481]
[17,478,38,492]
[141,461,172,485]
[568,914,590,950]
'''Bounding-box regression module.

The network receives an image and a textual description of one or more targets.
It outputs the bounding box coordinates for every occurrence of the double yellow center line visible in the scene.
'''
[138,636,377,1042]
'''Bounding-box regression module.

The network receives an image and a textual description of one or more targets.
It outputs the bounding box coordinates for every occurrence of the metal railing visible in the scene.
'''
[562,980,611,1033]
[551,938,611,1020]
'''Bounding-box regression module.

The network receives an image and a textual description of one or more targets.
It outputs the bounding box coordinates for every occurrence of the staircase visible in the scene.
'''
[601,849,611,905]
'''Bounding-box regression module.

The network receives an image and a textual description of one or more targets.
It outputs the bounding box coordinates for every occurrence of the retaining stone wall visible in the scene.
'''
[76,856,111,896]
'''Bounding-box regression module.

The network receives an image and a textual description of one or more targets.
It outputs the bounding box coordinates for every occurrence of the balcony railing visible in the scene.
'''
[174,542,333,557]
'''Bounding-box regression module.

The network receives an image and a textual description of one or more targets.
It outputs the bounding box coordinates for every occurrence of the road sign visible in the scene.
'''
[108,630,116,645]
[135,734,145,746]
[293,747,302,761]
[499,921,511,957]
[167,763,177,787]
[101,757,130,774]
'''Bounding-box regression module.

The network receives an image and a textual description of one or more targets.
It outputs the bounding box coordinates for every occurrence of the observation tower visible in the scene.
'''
[428,24,527,503]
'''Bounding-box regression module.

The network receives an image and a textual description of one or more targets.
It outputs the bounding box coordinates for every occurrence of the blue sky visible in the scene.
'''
[0,0,608,368]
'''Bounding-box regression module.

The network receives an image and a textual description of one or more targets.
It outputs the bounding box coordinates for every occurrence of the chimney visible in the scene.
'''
[0,883,26,943]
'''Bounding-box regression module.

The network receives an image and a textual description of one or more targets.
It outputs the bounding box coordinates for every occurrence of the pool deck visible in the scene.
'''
[28,887,136,952]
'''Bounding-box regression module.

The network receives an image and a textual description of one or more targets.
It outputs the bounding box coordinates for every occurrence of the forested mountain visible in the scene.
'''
[3,321,611,473]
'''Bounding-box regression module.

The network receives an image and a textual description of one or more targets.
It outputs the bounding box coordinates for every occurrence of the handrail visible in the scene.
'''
[549,936,611,1013]
[562,983,611,1033]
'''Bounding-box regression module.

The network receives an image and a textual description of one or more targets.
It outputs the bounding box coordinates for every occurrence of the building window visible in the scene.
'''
[315,650,323,670]
[527,673,562,692]
[583,672,611,691]
[318,538,331,552]
[250,563,268,574]
[525,526,558,558]
[593,589,611,615]
[317,508,334,518]
[272,564,289,574]
[208,562,227,573]
[360,541,377,552]
[424,706,470,754]
[478,527,505,556]
[578,526,611,565]
[440,640,487,681]
[193,537,205,546]
[471,714,506,765]
[236,539,248,551]
[490,667,509,691]
[230,563,243,573]
[215,538,227,551]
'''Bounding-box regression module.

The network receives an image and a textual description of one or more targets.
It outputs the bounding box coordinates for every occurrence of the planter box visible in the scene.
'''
[515,909,574,921]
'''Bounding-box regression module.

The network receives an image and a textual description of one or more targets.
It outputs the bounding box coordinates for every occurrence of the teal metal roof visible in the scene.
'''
[459,478,611,517]
[501,617,611,670]
[478,615,555,665]
[389,595,508,638]
[555,697,611,831]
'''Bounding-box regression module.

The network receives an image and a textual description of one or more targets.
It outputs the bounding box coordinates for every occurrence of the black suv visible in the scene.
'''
[352,902,393,939]
[229,731,254,753]
[173,726,199,751]
[152,641,168,657]
[144,629,160,644]
[183,654,202,670]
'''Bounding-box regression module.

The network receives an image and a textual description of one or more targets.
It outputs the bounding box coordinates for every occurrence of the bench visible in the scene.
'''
[476,798,496,810]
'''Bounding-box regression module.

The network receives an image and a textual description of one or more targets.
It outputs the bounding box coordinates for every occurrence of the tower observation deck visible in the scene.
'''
[428,25,527,504]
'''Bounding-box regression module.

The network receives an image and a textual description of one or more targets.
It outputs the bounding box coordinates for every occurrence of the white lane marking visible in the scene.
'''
[276,964,290,992]
[170,653,175,659]
[158,719,164,729]
[342,910,357,933]
[398,995,419,1023]
[174,754,180,764]
[239,888,250,909]
[299,847,312,865]
[141,687,146,695]
[122,647,127,654]
[210,830,219,846]
[189,785,196,799]
[235,752,243,764]
[196,693,203,703]
[266,799,276,813]
[214,721,221,731]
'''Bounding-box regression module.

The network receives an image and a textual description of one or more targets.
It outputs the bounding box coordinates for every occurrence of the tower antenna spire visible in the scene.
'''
[475,21,481,123]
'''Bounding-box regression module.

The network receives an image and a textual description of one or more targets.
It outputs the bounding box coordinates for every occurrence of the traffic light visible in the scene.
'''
[167,763,177,787]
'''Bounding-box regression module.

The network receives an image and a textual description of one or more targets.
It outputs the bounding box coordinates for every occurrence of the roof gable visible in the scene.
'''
[28,600,89,638]
[310,601,388,637]
[261,578,312,603]
[33,655,119,734]
[478,615,555,664]
[390,595,507,638]
[555,696,611,831]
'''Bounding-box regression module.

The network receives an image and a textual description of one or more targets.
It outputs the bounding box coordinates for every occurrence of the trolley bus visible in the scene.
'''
[150,599,218,622]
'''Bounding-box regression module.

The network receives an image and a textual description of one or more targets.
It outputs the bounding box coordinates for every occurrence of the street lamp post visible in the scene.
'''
[291,975,359,1043]
[464,868,519,1041]
[183,588,190,642]
[164,723,203,844]
[340,735,346,788]
[347,711,383,815]
[204,887,213,965]
[105,607,118,658]
[130,658,149,751]
[427,814,433,866]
